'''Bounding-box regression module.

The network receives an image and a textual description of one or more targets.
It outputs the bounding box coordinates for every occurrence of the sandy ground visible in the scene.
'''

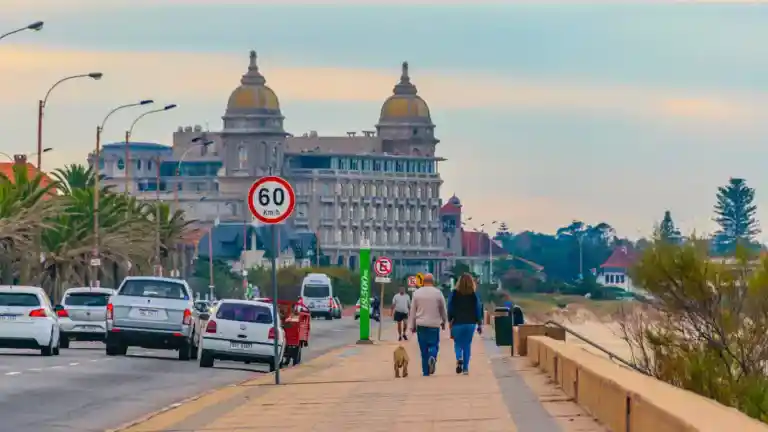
[540,305,637,361]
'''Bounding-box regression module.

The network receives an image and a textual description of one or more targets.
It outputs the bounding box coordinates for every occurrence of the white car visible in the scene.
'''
[0,286,61,356]
[57,287,115,348]
[198,299,285,371]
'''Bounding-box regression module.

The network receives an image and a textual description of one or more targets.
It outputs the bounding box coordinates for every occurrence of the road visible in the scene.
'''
[0,317,364,432]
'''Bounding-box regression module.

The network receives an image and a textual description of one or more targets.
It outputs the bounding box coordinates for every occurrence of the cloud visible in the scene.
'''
[1,45,762,127]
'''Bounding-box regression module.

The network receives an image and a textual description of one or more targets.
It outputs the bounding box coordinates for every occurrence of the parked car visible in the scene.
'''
[57,287,115,348]
[354,300,380,322]
[105,276,204,360]
[198,299,285,371]
[332,297,342,319]
[0,285,61,356]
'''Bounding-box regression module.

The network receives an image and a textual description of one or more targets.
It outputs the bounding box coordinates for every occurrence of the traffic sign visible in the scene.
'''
[407,276,418,287]
[247,176,296,224]
[374,257,393,277]
[415,272,424,287]
[375,276,391,284]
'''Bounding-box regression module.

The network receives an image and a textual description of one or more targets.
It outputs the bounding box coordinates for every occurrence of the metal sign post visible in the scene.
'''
[373,257,393,341]
[248,176,296,385]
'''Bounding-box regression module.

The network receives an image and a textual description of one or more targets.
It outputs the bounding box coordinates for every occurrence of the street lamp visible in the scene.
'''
[0,147,52,162]
[0,21,44,41]
[91,99,154,287]
[37,73,103,170]
[124,104,177,194]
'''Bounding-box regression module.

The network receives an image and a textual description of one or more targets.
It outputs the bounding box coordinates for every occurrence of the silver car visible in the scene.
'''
[106,276,203,361]
[57,287,115,348]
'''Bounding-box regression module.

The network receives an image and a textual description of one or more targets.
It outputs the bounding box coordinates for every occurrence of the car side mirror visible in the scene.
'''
[54,304,64,311]
[199,312,210,321]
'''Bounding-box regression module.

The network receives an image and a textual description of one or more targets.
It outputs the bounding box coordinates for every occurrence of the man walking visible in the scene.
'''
[408,273,448,376]
[391,286,411,341]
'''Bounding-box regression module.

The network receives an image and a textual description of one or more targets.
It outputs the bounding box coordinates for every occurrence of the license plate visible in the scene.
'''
[78,325,101,330]
[230,342,252,349]
[0,315,16,321]
[139,309,159,318]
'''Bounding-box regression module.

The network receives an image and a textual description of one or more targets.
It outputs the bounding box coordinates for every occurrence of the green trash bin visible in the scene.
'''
[493,306,513,347]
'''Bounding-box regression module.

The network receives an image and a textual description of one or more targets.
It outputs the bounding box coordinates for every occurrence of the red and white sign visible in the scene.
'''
[374,257,393,277]
[407,276,418,287]
[247,176,296,224]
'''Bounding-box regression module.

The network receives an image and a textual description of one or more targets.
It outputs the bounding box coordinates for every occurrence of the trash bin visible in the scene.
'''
[493,306,513,347]
[512,306,525,326]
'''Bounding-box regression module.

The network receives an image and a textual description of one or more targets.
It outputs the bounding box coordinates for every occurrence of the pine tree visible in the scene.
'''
[713,178,760,254]
[658,210,682,244]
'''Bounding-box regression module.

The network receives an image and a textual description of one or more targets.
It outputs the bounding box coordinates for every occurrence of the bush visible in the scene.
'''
[619,238,768,423]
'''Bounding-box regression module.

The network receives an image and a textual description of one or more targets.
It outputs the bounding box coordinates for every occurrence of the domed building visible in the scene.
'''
[95,51,448,276]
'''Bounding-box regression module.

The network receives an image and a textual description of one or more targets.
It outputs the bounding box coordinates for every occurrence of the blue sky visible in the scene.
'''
[2,1,768,239]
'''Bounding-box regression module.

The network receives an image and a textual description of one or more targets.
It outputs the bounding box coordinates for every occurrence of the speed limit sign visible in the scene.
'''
[247,176,296,224]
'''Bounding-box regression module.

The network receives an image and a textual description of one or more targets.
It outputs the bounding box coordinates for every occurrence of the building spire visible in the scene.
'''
[241,49,266,86]
[393,60,417,96]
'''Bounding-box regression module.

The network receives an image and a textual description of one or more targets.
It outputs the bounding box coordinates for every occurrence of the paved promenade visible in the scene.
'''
[119,329,605,432]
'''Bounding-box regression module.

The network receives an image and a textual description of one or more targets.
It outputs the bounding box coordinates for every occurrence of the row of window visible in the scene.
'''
[604,274,627,284]
[331,157,435,174]
[295,181,439,199]
[317,228,441,247]
[312,204,439,222]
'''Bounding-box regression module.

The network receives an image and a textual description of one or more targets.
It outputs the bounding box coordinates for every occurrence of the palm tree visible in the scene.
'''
[145,202,195,272]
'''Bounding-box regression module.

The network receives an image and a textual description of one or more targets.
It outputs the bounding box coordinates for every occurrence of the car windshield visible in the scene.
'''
[303,284,330,298]
[216,303,272,324]
[64,292,110,307]
[119,280,188,299]
[0,293,41,307]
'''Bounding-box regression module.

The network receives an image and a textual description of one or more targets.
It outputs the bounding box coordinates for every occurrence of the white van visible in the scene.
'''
[300,273,334,320]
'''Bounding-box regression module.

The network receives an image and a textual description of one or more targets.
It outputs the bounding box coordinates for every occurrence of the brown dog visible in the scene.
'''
[393,345,409,378]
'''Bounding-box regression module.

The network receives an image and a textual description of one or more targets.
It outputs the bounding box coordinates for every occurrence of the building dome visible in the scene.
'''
[378,62,432,123]
[226,51,280,112]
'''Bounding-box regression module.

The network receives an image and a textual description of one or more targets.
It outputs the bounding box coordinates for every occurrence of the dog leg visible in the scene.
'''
[394,362,400,378]
[402,359,408,378]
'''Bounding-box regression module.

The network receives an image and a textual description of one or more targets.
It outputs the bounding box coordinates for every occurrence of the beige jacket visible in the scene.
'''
[408,285,448,329]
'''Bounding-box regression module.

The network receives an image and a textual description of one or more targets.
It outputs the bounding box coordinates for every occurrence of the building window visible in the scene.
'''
[373,160,382,171]
[426,230,432,245]
[381,184,388,196]
[238,146,247,169]
[363,159,372,171]
[404,230,411,245]
[415,231,421,245]
[385,160,394,172]
[117,158,125,171]
[382,230,388,244]
[335,229,342,243]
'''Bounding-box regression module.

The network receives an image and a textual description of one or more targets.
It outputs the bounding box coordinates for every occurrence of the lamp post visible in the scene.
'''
[0,148,51,162]
[124,104,177,194]
[91,100,154,287]
[480,221,499,284]
[171,137,213,276]
[37,73,102,170]
[0,21,43,41]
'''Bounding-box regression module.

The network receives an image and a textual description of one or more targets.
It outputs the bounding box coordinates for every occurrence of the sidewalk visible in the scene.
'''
[120,329,594,432]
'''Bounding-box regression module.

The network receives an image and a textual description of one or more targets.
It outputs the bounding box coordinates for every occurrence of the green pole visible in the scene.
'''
[358,239,372,344]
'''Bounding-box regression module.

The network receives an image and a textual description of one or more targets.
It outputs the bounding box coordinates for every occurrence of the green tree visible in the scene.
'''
[658,210,682,244]
[713,178,760,255]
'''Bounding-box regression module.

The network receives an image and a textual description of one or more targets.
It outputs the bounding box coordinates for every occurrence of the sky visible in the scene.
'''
[3,1,768,240]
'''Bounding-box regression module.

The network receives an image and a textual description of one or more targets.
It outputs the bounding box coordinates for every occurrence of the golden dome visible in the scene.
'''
[227,85,280,111]
[380,95,430,119]
[225,50,281,112]
[378,61,432,123]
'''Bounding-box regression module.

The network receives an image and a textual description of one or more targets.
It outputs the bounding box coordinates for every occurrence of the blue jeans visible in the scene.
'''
[416,326,440,376]
[451,324,476,372]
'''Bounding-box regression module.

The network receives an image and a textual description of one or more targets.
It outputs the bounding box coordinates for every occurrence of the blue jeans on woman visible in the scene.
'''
[416,326,440,376]
[451,324,476,372]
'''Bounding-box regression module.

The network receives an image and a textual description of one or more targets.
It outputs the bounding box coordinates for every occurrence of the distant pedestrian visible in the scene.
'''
[408,273,448,376]
[391,286,411,341]
[448,273,483,375]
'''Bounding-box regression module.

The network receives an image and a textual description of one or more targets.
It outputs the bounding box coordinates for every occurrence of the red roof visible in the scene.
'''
[462,230,506,257]
[440,194,462,216]
[0,157,56,198]
[600,246,637,268]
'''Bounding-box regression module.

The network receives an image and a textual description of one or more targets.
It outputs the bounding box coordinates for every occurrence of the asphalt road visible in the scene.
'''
[0,317,363,432]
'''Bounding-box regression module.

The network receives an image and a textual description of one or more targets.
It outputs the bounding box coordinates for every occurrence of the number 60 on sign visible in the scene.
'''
[247,176,296,224]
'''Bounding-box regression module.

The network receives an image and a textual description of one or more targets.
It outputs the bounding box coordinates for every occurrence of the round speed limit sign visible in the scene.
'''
[247,176,296,224]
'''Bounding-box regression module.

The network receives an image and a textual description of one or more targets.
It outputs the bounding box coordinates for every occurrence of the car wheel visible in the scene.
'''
[199,349,214,368]
[325,314,333,321]
[178,340,192,361]
[60,336,70,349]
[41,334,54,357]
[105,335,126,356]
[53,337,60,356]
[190,335,199,360]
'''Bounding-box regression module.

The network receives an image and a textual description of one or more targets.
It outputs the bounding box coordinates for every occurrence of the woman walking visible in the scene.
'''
[447,274,483,375]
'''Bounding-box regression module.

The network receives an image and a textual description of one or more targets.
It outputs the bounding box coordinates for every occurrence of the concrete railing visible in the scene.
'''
[526,335,768,432]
